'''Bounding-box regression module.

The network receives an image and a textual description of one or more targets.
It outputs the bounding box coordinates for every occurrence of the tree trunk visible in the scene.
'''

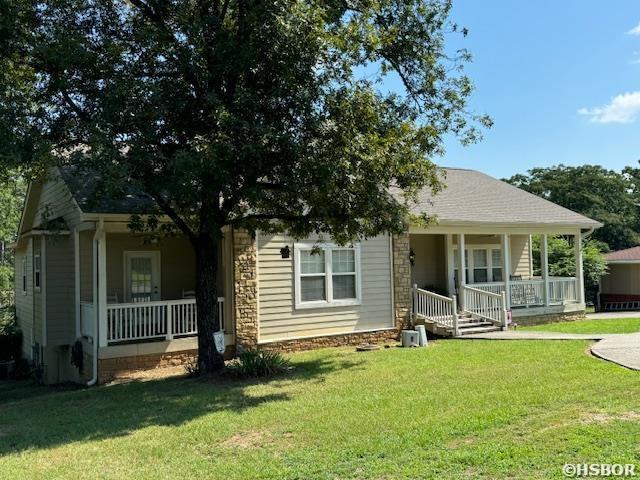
[194,232,225,373]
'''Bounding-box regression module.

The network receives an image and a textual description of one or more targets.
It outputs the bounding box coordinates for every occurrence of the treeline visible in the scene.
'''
[506,163,640,253]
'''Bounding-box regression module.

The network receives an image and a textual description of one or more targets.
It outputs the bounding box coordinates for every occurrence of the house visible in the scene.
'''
[598,246,640,311]
[13,166,600,384]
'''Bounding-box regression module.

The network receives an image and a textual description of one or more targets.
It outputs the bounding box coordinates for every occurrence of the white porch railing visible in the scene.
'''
[468,277,578,308]
[412,286,459,336]
[105,297,225,344]
[461,285,507,328]
[549,277,578,304]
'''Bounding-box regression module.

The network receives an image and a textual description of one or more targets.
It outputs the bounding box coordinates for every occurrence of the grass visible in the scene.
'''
[1,341,639,479]
[520,317,640,334]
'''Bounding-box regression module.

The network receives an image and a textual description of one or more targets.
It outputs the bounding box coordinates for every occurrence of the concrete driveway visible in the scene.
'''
[591,333,640,371]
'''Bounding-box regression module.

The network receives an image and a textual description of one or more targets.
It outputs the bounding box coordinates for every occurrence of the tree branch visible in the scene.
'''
[128,0,206,100]
[147,191,198,244]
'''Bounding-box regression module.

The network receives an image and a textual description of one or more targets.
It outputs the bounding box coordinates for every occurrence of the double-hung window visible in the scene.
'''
[34,253,41,291]
[21,256,27,295]
[454,246,504,283]
[295,243,361,309]
[491,249,503,282]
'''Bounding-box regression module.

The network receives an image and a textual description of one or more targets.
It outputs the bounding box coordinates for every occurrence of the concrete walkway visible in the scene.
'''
[591,333,640,371]
[457,330,640,371]
[458,331,618,340]
[587,311,640,320]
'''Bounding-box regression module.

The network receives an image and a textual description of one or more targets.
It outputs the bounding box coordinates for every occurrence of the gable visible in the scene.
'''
[18,168,83,238]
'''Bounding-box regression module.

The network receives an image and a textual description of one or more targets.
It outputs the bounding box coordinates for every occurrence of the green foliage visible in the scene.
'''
[521,317,640,334]
[226,349,292,378]
[531,235,608,305]
[0,265,12,292]
[507,165,640,251]
[1,343,639,478]
[1,0,487,371]
[0,308,21,361]
[0,0,487,243]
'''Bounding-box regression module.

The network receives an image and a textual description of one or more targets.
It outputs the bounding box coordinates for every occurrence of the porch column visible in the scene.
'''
[574,231,585,305]
[541,234,550,306]
[457,234,466,309]
[501,234,512,310]
[96,223,108,348]
[445,234,455,296]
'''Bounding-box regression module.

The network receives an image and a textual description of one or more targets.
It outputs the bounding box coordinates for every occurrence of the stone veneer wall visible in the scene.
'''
[392,233,412,332]
[513,310,586,327]
[233,228,258,350]
[260,330,397,353]
[98,349,198,383]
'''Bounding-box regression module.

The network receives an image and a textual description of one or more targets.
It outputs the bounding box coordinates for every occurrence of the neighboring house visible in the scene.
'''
[13,166,600,384]
[599,247,640,311]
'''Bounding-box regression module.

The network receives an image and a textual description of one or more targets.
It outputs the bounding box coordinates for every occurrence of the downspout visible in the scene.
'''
[86,218,103,386]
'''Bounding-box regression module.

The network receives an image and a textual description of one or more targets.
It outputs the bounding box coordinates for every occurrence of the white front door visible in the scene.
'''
[124,252,161,302]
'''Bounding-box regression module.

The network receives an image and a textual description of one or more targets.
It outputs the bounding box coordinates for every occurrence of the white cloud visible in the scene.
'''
[628,22,640,35]
[578,91,640,123]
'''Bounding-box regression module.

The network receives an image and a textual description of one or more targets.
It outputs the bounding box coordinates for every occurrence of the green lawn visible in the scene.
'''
[520,318,640,334]
[1,341,639,479]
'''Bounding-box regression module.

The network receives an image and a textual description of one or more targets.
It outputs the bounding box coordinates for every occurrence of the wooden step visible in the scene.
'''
[457,321,494,328]
[455,326,501,335]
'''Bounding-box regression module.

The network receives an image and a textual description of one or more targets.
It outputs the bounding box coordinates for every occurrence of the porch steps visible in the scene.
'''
[421,313,502,337]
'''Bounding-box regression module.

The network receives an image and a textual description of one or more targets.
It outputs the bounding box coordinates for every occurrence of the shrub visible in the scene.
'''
[226,349,291,378]
[0,309,22,362]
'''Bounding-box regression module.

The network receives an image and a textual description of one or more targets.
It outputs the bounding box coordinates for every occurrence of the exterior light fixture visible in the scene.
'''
[409,248,416,266]
[280,245,291,259]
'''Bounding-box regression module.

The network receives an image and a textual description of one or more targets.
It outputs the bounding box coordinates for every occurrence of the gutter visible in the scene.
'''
[86,218,103,387]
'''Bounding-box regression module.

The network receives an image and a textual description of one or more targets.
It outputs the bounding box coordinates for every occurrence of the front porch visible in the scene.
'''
[76,221,235,362]
[409,229,586,336]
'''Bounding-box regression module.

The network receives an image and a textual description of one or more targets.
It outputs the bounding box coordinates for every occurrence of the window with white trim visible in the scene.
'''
[21,256,27,295]
[454,246,504,283]
[34,252,41,291]
[491,249,503,282]
[295,243,361,309]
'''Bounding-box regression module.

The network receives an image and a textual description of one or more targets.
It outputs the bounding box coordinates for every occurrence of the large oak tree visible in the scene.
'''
[0,0,488,372]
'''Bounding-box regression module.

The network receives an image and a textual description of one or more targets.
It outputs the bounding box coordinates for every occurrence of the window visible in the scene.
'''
[21,256,27,295]
[454,246,504,284]
[295,244,361,308]
[453,249,469,284]
[472,249,488,283]
[299,249,326,302]
[34,253,41,291]
[491,249,503,282]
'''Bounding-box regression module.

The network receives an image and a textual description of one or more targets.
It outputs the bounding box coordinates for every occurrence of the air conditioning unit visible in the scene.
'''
[401,330,419,348]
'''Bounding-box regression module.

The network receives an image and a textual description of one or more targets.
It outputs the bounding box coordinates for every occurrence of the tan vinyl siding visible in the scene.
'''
[45,235,76,346]
[32,238,43,345]
[79,230,94,302]
[257,233,394,342]
[14,242,33,357]
[32,172,82,230]
[410,234,446,291]
[600,264,640,295]
[510,235,532,278]
[105,233,198,302]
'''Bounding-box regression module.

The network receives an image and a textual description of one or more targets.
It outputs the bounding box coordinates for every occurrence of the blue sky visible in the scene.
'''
[430,0,640,178]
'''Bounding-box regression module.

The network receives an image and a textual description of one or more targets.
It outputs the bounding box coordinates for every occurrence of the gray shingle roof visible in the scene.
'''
[405,167,601,228]
[59,166,156,215]
[60,164,601,228]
